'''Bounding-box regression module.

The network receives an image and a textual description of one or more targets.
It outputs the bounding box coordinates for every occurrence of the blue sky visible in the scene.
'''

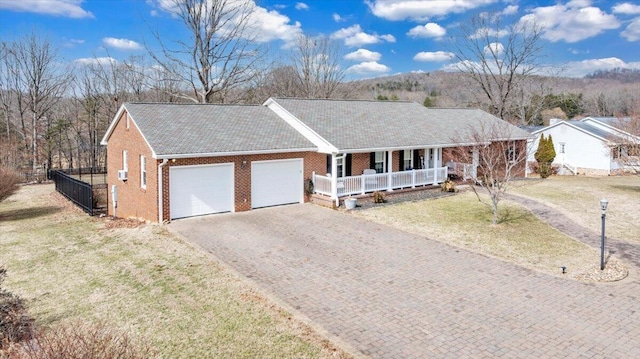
[1,0,639,79]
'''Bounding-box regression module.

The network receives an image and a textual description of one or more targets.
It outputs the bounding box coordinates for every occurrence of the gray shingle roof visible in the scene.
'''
[568,121,626,143]
[124,103,316,156]
[272,98,531,151]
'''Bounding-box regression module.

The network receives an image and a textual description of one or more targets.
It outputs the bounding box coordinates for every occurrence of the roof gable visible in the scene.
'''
[103,103,317,158]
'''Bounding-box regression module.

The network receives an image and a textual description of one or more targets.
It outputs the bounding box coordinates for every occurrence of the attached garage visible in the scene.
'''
[170,164,234,219]
[251,159,303,209]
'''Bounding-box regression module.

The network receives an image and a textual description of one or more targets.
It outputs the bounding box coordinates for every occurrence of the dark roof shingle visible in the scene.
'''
[124,103,316,156]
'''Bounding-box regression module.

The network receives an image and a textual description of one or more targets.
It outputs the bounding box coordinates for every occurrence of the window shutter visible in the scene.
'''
[346,154,352,176]
[413,150,420,169]
[370,152,375,169]
[398,150,404,171]
[326,154,331,174]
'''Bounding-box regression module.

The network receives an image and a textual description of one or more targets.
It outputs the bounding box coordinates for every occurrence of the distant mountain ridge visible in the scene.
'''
[584,68,640,83]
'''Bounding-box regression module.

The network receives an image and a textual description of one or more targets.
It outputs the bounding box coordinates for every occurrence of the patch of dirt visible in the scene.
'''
[101,216,147,229]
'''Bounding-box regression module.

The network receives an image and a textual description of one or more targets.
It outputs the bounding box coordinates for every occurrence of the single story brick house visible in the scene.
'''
[101,98,530,222]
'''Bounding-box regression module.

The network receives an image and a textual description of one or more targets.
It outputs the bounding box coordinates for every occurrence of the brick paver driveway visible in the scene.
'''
[170,204,640,358]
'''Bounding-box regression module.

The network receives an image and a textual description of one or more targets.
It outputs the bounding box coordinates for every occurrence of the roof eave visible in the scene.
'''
[155,147,319,159]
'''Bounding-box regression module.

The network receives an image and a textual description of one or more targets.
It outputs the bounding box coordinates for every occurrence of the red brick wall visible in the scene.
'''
[105,111,158,221]
[160,151,326,222]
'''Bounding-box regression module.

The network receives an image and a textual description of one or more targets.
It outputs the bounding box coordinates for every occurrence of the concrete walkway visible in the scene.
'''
[170,204,640,358]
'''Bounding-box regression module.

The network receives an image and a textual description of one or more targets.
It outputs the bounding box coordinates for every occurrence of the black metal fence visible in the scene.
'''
[49,170,95,215]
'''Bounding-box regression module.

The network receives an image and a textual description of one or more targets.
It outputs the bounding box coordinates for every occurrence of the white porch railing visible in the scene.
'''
[312,167,448,198]
[446,161,475,179]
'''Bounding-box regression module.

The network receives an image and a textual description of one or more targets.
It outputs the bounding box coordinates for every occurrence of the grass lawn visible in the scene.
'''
[0,184,348,358]
[509,175,640,242]
[354,190,624,280]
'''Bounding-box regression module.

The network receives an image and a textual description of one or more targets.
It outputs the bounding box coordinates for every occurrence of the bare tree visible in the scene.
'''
[5,33,69,171]
[290,35,345,98]
[450,13,545,123]
[450,121,529,224]
[148,0,263,103]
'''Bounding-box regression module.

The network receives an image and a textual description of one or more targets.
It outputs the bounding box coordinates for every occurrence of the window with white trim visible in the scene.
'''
[403,150,412,170]
[123,150,128,171]
[336,156,344,177]
[374,151,385,173]
[140,155,147,189]
[507,142,517,163]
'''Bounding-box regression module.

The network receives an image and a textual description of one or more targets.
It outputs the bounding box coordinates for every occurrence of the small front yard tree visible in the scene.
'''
[451,121,528,225]
[535,134,556,178]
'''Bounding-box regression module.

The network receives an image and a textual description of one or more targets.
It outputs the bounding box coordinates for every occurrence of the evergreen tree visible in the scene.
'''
[535,134,556,178]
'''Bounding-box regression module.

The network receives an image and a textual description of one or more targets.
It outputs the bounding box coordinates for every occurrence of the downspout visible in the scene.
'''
[158,159,168,223]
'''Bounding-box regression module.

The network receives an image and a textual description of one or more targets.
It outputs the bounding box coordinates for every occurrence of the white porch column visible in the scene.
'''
[472,147,479,179]
[331,153,338,205]
[387,150,393,191]
[433,148,442,185]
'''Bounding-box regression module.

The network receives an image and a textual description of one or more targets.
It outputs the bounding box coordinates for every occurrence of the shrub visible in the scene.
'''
[372,191,385,203]
[534,134,556,179]
[0,168,21,202]
[7,321,156,359]
[441,179,457,192]
[0,267,35,349]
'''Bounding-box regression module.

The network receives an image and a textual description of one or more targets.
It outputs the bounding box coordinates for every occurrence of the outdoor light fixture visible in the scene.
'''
[600,198,609,271]
[561,266,566,274]
[241,159,247,169]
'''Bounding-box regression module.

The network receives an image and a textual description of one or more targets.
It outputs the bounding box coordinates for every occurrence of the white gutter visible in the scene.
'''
[157,159,168,223]
[155,147,318,160]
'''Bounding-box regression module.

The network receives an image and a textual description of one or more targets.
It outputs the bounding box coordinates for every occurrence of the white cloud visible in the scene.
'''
[365,0,497,21]
[332,13,345,22]
[483,42,504,56]
[501,5,518,15]
[407,22,446,38]
[103,37,142,51]
[613,3,640,15]
[550,57,640,77]
[74,57,117,66]
[380,34,396,42]
[151,0,302,46]
[344,49,382,62]
[621,17,640,41]
[346,61,391,74]
[249,5,303,45]
[469,27,509,39]
[331,24,395,47]
[413,51,454,62]
[0,0,93,18]
[519,1,620,43]
[295,2,308,10]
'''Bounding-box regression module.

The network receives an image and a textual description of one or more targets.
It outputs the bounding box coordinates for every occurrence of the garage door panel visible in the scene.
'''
[170,164,233,219]
[252,159,302,209]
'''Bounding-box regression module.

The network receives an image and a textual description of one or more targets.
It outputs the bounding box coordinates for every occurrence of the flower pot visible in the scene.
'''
[344,198,357,210]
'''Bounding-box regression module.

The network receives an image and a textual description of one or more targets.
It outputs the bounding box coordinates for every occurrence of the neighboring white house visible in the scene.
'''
[526,117,640,176]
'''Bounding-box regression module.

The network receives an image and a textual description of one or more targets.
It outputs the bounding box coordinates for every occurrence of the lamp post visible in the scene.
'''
[600,198,609,270]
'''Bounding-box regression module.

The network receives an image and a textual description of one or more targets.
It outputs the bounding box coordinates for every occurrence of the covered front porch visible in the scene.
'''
[311,148,451,204]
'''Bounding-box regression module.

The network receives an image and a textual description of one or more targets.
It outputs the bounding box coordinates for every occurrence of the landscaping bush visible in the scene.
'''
[372,191,385,203]
[6,321,156,359]
[441,179,457,192]
[0,168,21,202]
[0,267,35,349]
[535,134,556,179]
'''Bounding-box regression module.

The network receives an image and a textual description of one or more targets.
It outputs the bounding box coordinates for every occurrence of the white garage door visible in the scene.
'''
[170,164,234,219]
[251,159,303,209]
